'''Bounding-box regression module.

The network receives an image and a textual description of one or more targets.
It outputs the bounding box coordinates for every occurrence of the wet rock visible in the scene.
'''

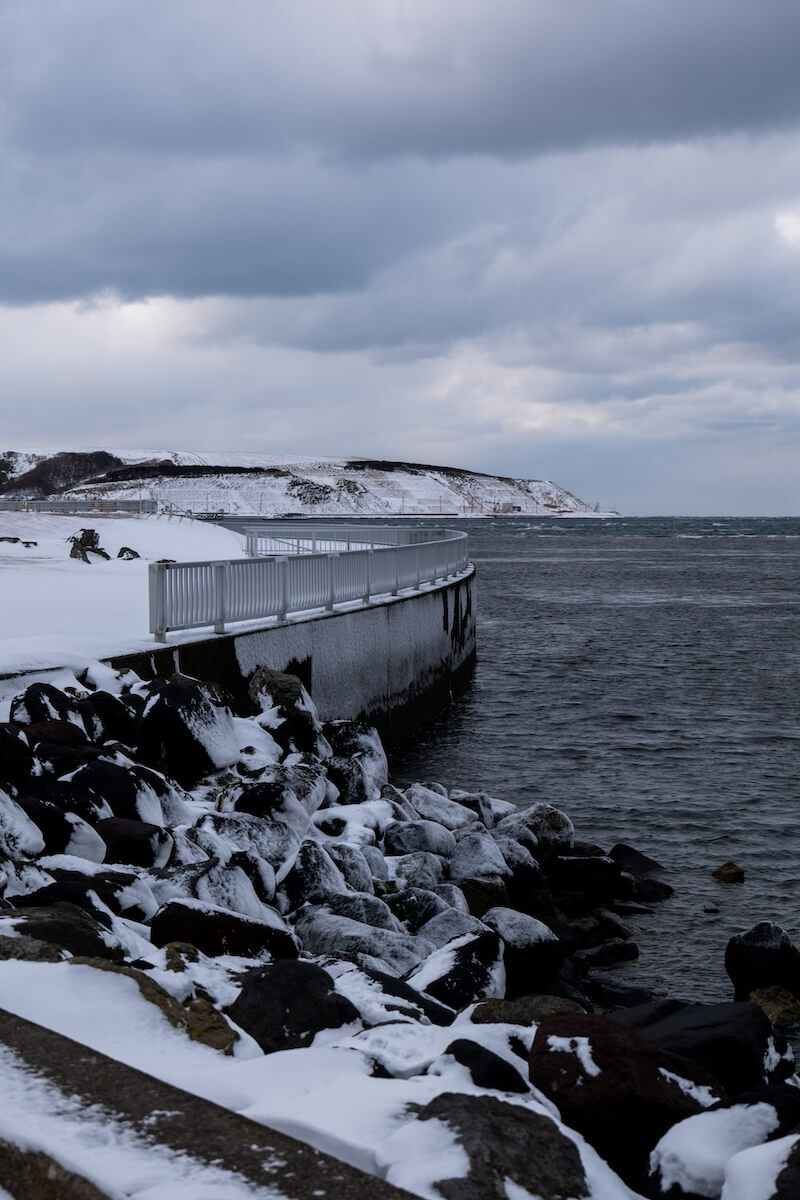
[405,1092,589,1200]
[529,1012,725,1191]
[150,898,298,960]
[725,922,800,1002]
[226,960,359,1053]
[608,842,665,876]
[448,790,516,827]
[613,997,794,1094]
[499,802,574,857]
[574,938,639,969]
[713,861,745,883]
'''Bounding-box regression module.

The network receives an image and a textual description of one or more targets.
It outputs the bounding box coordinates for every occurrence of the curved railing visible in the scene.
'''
[148,524,469,642]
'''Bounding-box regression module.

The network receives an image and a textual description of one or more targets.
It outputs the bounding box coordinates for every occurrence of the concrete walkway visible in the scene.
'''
[0,1007,416,1200]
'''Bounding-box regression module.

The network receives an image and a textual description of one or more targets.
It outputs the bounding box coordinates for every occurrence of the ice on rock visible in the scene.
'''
[482,908,558,949]
[448,832,510,883]
[404,783,476,831]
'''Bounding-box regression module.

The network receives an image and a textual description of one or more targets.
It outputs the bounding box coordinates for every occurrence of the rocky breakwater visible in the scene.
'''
[0,669,798,1199]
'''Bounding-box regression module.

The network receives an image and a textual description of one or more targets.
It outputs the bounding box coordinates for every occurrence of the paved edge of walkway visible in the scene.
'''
[0,1007,417,1200]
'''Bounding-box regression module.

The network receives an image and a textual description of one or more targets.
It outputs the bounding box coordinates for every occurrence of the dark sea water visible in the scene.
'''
[390,516,800,1005]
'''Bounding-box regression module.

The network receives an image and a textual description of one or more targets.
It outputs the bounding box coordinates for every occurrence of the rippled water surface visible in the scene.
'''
[390,516,800,1003]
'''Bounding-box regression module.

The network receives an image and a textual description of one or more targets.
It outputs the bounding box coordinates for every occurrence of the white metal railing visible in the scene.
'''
[149,524,469,641]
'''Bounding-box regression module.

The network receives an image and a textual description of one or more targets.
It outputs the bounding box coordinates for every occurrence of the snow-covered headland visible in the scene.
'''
[0,448,610,517]
[1,660,799,1199]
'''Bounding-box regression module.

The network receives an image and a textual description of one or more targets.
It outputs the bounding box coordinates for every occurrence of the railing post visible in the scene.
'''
[277,556,288,621]
[149,562,168,642]
[363,550,373,604]
[392,548,399,596]
[327,553,338,611]
[213,562,226,634]
[415,547,421,589]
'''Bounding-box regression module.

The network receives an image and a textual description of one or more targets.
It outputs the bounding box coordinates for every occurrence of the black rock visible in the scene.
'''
[408,1091,589,1200]
[320,892,400,931]
[283,841,349,909]
[67,761,164,824]
[9,683,83,727]
[150,899,298,960]
[384,819,457,858]
[386,887,451,932]
[356,965,455,1027]
[725,922,800,1002]
[406,930,504,1011]
[0,723,34,789]
[609,842,665,876]
[0,902,124,962]
[325,843,375,894]
[135,676,235,788]
[529,1012,726,1192]
[442,1038,529,1093]
[96,816,174,868]
[78,691,139,745]
[226,960,358,1053]
[613,998,794,1094]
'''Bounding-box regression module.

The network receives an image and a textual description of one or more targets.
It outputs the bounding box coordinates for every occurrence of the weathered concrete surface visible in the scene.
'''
[0,1007,416,1200]
[111,568,476,745]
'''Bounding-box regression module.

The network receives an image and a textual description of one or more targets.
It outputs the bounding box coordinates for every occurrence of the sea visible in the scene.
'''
[389,515,800,1005]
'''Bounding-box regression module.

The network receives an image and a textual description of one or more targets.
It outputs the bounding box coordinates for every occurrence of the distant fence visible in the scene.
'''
[149,524,469,642]
[0,499,157,514]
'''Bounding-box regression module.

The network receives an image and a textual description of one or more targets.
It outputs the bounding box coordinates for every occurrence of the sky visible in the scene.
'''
[2,1,800,515]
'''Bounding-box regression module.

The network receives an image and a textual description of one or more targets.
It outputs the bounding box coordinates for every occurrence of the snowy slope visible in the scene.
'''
[0,449,601,517]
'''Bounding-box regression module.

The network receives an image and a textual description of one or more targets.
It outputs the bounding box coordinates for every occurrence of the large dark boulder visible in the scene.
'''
[529,1012,726,1191]
[283,840,349,909]
[96,816,173,868]
[135,677,238,787]
[353,964,455,1027]
[386,886,451,932]
[14,796,106,861]
[481,907,564,999]
[548,854,622,909]
[150,898,298,960]
[0,902,125,962]
[78,691,139,746]
[65,761,164,824]
[0,723,34,789]
[725,922,800,1003]
[320,893,400,931]
[9,683,83,727]
[324,843,375,894]
[294,910,429,976]
[226,960,358,1053]
[613,998,794,1094]
[405,1092,589,1200]
[406,930,505,1011]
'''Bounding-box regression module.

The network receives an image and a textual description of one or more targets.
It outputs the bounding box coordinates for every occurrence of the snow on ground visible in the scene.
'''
[0,512,247,677]
[0,959,644,1200]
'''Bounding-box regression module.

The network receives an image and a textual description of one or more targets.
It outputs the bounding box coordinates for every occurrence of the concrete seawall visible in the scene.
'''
[110,567,476,744]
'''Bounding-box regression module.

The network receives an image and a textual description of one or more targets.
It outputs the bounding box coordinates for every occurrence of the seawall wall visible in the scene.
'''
[110,568,476,745]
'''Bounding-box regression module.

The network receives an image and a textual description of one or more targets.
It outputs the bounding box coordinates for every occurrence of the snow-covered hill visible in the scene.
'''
[0,449,601,517]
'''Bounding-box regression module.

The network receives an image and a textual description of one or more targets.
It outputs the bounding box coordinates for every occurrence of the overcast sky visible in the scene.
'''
[2,0,800,514]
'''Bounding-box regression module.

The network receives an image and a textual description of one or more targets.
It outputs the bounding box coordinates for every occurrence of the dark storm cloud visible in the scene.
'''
[4,1,800,160]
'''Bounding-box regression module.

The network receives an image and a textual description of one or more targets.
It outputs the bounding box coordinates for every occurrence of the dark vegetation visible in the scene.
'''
[0,452,124,497]
[346,458,515,481]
